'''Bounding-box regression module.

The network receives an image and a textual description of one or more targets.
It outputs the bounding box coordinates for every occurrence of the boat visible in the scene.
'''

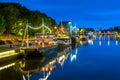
[56,21,71,46]
[57,37,71,45]
[20,20,57,58]
[21,34,57,57]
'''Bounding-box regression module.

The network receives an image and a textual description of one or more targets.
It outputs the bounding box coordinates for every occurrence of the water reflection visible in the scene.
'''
[0,60,23,80]
[1,36,120,80]
[82,36,119,46]
[20,47,71,80]
[99,35,118,46]
[88,39,94,45]
[57,46,72,68]
[0,45,72,80]
[116,40,118,45]
[79,37,88,46]
[70,47,78,62]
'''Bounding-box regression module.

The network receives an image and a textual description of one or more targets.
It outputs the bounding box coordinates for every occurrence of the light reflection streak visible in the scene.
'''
[39,72,51,80]
[88,39,93,45]
[97,35,118,46]
[108,40,110,46]
[58,55,66,66]
[23,75,26,80]
[99,36,102,46]
[70,48,78,62]
[107,36,110,46]
[99,40,102,46]
[116,41,118,45]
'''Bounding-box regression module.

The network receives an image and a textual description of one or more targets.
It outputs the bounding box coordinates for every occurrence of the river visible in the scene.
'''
[0,36,120,80]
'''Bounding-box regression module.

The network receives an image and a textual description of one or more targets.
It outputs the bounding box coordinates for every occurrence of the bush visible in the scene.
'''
[0,40,5,45]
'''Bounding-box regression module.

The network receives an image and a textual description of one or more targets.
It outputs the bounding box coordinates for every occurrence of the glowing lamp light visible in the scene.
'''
[45,67,48,71]
[48,62,51,64]
[50,67,53,71]
[18,22,23,26]
[42,67,45,71]
[44,36,47,38]
[54,26,57,30]
[48,42,51,45]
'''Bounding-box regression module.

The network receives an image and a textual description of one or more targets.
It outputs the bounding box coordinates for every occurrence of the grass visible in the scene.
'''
[0,46,14,52]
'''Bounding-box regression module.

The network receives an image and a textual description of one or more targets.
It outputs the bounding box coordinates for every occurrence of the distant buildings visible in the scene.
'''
[58,21,79,36]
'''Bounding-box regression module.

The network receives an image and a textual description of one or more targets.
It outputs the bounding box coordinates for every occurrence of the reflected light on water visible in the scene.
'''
[70,55,76,62]
[58,55,66,66]
[94,36,119,46]
[108,40,110,46]
[116,40,118,45]
[39,72,51,80]
[70,48,78,62]
[99,41,102,46]
[88,39,93,45]
[108,36,110,46]
[22,75,26,80]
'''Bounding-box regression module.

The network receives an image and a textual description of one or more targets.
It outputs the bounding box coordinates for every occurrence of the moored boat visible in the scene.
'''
[20,19,58,58]
[20,33,57,58]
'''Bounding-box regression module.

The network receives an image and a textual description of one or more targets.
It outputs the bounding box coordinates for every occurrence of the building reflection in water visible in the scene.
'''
[70,48,78,62]
[99,35,102,46]
[79,35,118,47]
[116,40,118,45]
[107,36,110,46]
[91,35,118,46]
[70,43,79,62]
[88,39,94,45]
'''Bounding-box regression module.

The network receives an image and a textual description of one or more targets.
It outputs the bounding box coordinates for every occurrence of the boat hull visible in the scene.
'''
[22,45,58,58]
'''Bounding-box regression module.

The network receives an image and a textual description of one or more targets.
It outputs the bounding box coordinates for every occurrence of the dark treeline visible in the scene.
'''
[0,2,56,36]
[79,27,95,32]
[102,26,120,33]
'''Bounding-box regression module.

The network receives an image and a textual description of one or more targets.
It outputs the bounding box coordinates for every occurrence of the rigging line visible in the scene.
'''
[28,25,51,33]
[28,25,42,30]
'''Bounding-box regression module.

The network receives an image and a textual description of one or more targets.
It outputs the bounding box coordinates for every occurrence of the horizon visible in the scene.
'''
[1,0,120,30]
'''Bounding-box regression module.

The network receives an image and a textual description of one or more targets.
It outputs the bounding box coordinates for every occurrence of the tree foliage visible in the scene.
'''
[0,2,57,36]
[0,15,5,34]
[79,27,95,34]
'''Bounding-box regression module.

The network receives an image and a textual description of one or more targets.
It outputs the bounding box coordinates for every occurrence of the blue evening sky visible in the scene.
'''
[1,0,120,30]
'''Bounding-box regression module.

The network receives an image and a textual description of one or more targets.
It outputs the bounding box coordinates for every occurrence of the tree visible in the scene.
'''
[0,4,20,35]
[11,20,26,36]
[0,15,5,34]
[79,28,86,34]
[0,3,57,36]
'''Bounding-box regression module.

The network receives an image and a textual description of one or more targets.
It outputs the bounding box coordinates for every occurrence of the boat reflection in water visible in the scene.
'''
[79,39,88,46]
[19,46,72,80]
[0,60,23,80]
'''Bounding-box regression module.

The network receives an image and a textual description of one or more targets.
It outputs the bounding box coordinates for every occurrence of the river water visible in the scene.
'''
[0,36,120,80]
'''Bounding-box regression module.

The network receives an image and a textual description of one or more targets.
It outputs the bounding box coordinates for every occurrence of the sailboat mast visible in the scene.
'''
[21,22,27,47]
[27,20,29,48]
[42,18,44,34]
[42,18,44,47]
